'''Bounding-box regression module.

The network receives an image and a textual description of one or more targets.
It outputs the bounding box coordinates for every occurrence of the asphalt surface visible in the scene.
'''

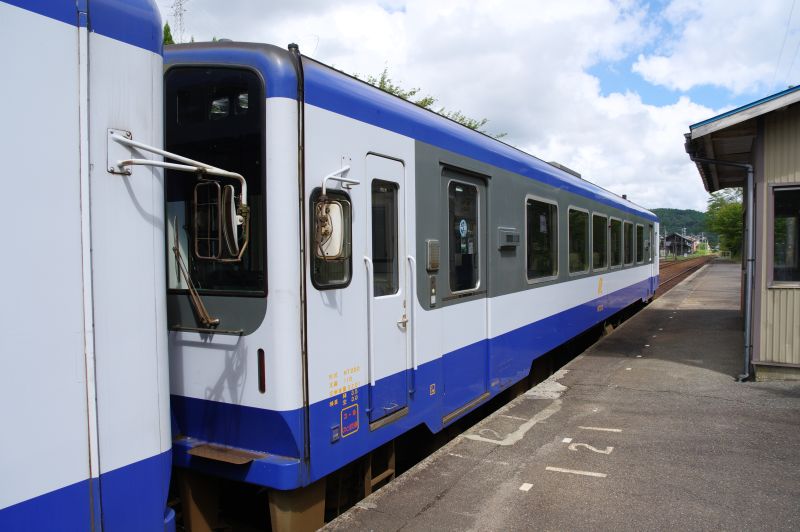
[325,261,800,531]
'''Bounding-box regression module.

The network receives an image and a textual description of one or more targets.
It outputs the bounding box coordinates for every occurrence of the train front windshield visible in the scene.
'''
[165,67,265,297]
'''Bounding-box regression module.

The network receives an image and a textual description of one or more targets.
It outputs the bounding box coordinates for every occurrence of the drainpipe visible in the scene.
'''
[688,156,754,381]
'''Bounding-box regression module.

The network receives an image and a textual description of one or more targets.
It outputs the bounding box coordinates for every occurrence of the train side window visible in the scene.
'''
[371,180,398,296]
[647,224,654,262]
[310,188,353,289]
[568,208,589,274]
[624,221,634,265]
[449,181,480,292]
[526,197,558,281]
[609,218,622,267]
[636,224,644,263]
[592,214,608,270]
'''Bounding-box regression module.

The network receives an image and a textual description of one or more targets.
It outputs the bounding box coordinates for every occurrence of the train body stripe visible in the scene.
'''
[302,60,656,222]
[1,0,162,54]
[0,450,171,531]
[171,277,655,489]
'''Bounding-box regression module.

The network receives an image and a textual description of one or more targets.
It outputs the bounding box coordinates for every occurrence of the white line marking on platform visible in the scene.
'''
[562,437,573,443]
[625,367,632,371]
[519,483,533,491]
[636,355,642,358]
[546,466,607,478]
[644,344,650,347]
[448,453,464,458]
[578,426,622,433]
[500,414,528,421]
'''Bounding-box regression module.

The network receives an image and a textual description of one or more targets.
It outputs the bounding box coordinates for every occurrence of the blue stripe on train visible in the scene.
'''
[302,59,657,223]
[0,450,171,532]
[171,276,655,489]
[2,0,162,54]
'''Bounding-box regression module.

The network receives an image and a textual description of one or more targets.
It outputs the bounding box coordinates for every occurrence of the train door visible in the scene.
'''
[365,155,408,424]
[441,172,489,421]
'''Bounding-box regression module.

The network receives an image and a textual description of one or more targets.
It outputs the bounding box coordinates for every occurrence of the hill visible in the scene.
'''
[650,208,716,244]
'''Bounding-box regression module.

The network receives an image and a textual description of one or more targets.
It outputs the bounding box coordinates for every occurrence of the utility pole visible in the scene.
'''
[171,0,188,43]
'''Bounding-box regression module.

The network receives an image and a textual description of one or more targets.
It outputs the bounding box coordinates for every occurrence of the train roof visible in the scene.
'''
[166,42,657,222]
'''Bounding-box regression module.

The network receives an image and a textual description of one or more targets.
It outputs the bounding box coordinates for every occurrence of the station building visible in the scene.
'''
[663,232,697,257]
[685,85,800,380]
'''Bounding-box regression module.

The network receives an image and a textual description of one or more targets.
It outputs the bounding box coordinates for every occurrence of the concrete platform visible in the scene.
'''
[325,262,800,531]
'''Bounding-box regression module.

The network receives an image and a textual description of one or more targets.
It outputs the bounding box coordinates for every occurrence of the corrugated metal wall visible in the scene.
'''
[759,102,800,366]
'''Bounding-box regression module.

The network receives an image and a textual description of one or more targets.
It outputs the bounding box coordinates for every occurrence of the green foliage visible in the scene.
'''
[706,189,743,254]
[358,67,505,139]
[163,22,175,46]
[650,208,717,244]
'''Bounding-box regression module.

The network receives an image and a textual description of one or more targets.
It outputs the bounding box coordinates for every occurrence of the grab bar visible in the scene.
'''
[364,256,375,387]
[407,255,417,394]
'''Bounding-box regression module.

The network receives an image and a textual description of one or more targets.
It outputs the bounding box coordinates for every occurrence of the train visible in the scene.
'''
[0,1,659,531]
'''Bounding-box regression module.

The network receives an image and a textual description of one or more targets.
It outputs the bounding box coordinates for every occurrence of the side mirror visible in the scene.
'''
[314,198,347,259]
[194,180,248,261]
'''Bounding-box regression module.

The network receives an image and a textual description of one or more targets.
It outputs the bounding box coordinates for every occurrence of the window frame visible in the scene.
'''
[370,179,400,298]
[309,188,354,291]
[623,220,634,266]
[567,205,591,276]
[165,65,268,298]
[591,212,609,272]
[768,183,800,288]
[636,223,645,264]
[608,216,623,269]
[524,194,560,284]
[447,178,482,295]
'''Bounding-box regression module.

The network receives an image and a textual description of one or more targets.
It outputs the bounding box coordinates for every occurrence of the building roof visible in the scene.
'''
[685,85,800,192]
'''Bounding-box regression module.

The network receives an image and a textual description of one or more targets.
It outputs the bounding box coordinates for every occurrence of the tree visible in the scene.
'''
[706,189,743,255]
[163,22,175,46]
[358,67,505,139]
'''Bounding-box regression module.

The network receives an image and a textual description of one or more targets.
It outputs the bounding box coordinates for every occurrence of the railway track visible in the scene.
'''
[655,255,714,298]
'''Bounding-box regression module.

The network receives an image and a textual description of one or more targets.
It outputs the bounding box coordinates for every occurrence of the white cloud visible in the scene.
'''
[158,0,782,211]
[633,0,796,94]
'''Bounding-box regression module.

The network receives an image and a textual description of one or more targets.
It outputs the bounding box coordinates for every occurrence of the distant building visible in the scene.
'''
[664,232,696,256]
[685,85,800,381]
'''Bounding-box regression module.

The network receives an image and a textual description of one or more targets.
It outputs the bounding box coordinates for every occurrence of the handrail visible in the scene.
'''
[364,256,375,387]
[110,130,248,207]
[407,255,417,395]
[407,256,417,371]
[322,166,359,195]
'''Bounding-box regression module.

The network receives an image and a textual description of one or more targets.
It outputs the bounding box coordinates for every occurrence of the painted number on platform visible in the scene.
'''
[568,442,614,454]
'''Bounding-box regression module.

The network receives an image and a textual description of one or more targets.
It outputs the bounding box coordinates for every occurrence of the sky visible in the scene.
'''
[158,0,800,212]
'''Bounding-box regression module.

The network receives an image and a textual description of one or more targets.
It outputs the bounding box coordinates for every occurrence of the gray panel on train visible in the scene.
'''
[414,140,654,311]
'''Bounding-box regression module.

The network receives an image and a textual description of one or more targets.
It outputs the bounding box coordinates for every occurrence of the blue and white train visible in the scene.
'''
[164,42,659,527]
[0,1,172,531]
[0,1,658,530]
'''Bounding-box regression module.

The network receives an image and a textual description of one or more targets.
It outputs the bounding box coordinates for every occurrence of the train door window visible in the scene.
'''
[310,188,353,289]
[636,224,644,263]
[624,221,634,265]
[526,196,558,281]
[568,208,589,274]
[372,180,398,296]
[648,224,654,262]
[592,214,608,270]
[609,218,622,267]
[449,181,480,292]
